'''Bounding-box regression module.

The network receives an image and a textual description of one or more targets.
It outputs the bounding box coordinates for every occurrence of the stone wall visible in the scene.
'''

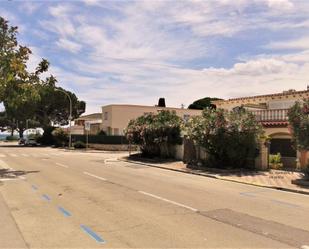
[172,141,208,163]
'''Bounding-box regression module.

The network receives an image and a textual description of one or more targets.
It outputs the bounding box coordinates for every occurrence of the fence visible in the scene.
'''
[72,135,129,144]
[250,109,289,122]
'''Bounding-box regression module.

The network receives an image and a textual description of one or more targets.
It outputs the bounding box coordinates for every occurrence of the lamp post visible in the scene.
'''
[55,88,72,149]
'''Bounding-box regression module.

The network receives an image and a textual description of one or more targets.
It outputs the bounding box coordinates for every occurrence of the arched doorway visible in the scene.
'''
[269,132,296,169]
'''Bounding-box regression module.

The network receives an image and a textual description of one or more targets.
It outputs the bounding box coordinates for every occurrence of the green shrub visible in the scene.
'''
[5,135,18,141]
[125,110,183,158]
[52,128,68,147]
[72,135,128,144]
[185,107,263,169]
[269,153,283,169]
[74,141,86,149]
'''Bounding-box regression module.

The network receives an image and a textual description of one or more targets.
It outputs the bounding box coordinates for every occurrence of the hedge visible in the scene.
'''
[72,135,129,144]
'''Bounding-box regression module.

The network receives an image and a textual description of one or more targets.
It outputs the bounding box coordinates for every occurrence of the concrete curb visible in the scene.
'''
[60,149,125,154]
[118,158,309,196]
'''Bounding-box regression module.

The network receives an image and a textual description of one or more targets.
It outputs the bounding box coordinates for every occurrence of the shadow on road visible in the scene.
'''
[127,153,180,164]
[0,168,39,179]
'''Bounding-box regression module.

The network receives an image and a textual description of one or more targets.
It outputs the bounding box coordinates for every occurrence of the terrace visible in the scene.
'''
[250,109,289,125]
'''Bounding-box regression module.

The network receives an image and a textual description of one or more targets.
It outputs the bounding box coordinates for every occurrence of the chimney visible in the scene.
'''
[158,98,166,107]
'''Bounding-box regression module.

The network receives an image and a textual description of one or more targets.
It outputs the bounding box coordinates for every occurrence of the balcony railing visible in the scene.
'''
[250,109,289,122]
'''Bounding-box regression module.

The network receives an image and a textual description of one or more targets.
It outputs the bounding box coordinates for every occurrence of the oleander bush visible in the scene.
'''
[185,107,263,169]
[125,110,183,158]
[288,99,309,150]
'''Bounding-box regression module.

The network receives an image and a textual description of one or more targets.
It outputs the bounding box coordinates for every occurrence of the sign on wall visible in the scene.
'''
[85,121,91,131]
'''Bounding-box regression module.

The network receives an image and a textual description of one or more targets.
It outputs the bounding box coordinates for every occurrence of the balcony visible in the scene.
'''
[250,109,289,122]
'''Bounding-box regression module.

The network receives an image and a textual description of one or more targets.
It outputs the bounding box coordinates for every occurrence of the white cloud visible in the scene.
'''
[266,0,294,10]
[82,0,102,6]
[56,38,82,53]
[205,58,299,76]
[49,5,71,18]
[63,48,309,113]
[266,37,309,50]
[10,0,309,113]
[40,4,76,37]
[19,2,41,15]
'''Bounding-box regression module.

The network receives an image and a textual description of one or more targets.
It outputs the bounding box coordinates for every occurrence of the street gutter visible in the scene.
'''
[118,158,309,196]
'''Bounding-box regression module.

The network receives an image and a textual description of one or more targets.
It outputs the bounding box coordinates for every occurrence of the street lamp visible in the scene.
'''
[55,88,72,149]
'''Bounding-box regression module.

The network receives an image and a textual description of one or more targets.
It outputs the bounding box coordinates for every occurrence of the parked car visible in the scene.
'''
[25,138,38,146]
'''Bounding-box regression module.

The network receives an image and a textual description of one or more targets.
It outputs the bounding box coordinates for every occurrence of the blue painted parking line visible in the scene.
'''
[31,185,38,190]
[58,206,72,217]
[80,225,105,244]
[42,194,51,201]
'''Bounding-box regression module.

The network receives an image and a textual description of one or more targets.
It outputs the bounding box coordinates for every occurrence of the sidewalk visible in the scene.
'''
[119,157,309,195]
[0,191,27,248]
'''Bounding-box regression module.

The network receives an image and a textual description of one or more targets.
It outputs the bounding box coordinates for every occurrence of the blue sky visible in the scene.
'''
[1,0,309,113]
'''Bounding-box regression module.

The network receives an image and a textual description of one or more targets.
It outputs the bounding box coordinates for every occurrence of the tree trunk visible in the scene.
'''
[18,129,24,138]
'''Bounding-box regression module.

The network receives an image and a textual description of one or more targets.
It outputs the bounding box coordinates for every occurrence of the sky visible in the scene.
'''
[1,0,309,114]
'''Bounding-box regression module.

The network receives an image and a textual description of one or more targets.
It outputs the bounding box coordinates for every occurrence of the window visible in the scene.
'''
[104,112,108,120]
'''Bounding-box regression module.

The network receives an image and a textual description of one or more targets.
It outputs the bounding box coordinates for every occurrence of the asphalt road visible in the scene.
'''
[1,144,309,248]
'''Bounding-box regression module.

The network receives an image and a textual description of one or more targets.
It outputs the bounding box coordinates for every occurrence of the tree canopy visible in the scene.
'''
[188,97,222,110]
[0,16,85,137]
[35,83,86,128]
[288,99,309,150]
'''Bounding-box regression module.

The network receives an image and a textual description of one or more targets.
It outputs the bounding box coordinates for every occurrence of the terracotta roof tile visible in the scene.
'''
[213,89,309,104]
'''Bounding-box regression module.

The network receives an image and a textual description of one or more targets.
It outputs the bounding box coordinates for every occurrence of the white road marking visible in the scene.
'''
[0,178,18,181]
[104,158,119,163]
[51,153,62,156]
[301,246,309,249]
[9,153,18,157]
[0,154,6,157]
[0,159,26,181]
[55,162,69,168]
[83,172,107,181]
[138,191,198,212]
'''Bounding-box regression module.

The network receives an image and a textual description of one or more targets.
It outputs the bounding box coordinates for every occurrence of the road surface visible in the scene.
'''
[1,144,309,248]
